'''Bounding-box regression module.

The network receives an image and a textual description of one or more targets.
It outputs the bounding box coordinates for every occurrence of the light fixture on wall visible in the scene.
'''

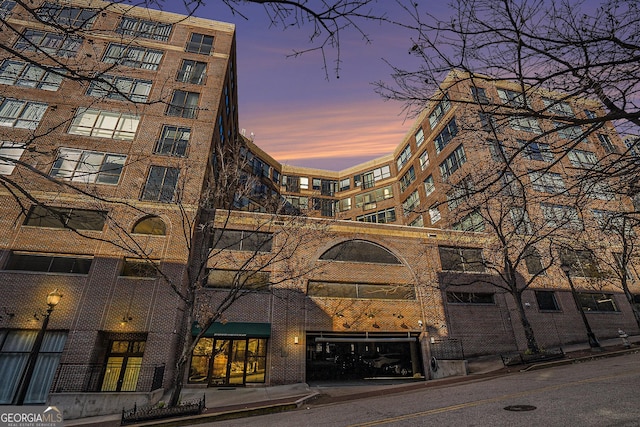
[367,313,375,319]
[342,322,350,329]
[294,336,299,345]
[120,315,133,326]
[335,312,344,318]
[372,322,380,329]
[393,313,404,319]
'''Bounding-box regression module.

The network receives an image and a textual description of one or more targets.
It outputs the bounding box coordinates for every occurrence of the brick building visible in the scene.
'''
[0,0,639,420]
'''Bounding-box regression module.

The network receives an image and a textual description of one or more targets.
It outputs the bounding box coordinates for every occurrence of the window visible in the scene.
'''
[121,259,158,277]
[542,203,581,229]
[399,166,416,192]
[211,229,273,252]
[471,87,489,104]
[0,60,63,91]
[155,125,190,157]
[320,240,401,264]
[50,148,125,185]
[446,292,494,304]
[283,175,300,192]
[439,144,467,180]
[434,118,458,153]
[24,205,106,230]
[402,190,420,215]
[415,127,425,146]
[568,150,598,168]
[543,98,574,117]
[87,75,152,102]
[177,60,207,85]
[206,269,270,290]
[524,246,544,275]
[356,165,391,189]
[308,281,415,300]
[14,29,82,57]
[166,90,199,118]
[452,210,484,232]
[132,216,166,235]
[583,179,614,200]
[338,197,351,212]
[429,95,451,128]
[356,207,396,223]
[424,175,435,196]
[354,185,394,208]
[479,112,498,133]
[0,330,67,404]
[509,116,541,133]
[117,17,172,41]
[554,122,583,140]
[598,133,617,153]
[285,195,308,210]
[312,198,335,217]
[68,109,139,140]
[428,204,441,224]
[396,144,412,171]
[559,248,599,277]
[497,88,529,108]
[419,150,429,170]
[584,109,598,119]
[339,177,350,191]
[591,209,627,232]
[535,291,559,311]
[103,43,164,70]
[528,171,566,194]
[37,2,97,28]
[0,1,16,19]
[438,246,485,272]
[510,207,533,235]
[299,177,309,190]
[577,293,617,312]
[520,140,553,162]
[186,33,214,55]
[141,166,180,202]
[447,177,474,210]
[0,98,47,130]
[408,216,424,227]
[5,252,92,274]
[0,141,25,175]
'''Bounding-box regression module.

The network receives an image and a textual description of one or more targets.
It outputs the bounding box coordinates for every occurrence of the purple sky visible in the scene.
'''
[161,2,439,170]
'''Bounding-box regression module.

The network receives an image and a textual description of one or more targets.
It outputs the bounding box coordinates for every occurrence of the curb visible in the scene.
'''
[521,347,640,372]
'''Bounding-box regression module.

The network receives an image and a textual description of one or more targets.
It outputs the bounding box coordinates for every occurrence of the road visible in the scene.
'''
[206,353,640,426]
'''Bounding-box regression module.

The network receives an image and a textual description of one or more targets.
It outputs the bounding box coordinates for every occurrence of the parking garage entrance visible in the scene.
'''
[306,332,423,381]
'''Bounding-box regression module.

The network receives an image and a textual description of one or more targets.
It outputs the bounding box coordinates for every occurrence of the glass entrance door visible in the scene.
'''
[209,339,248,386]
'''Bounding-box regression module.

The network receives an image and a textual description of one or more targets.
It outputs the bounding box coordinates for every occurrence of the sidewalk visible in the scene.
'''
[64,334,640,426]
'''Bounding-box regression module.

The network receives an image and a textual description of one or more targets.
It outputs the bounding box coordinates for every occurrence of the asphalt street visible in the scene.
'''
[205,352,640,427]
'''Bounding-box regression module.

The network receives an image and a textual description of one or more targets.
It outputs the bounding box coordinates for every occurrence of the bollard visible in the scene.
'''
[618,329,631,349]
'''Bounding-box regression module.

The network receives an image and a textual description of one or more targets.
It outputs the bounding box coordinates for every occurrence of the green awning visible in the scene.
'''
[192,322,271,338]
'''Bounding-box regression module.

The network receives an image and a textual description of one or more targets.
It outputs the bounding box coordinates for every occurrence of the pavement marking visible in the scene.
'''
[349,367,640,427]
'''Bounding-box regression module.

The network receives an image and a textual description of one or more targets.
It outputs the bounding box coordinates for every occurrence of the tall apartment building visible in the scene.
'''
[0,1,638,419]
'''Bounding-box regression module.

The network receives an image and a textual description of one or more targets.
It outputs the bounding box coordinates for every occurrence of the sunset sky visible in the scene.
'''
[162,2,446,170]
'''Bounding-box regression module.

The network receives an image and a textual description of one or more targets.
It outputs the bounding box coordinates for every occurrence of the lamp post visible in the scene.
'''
[14,289,62,405]
[560,264,601,349]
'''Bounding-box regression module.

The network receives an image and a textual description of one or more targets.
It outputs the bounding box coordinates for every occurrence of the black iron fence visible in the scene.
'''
[121,394,205,425]
[51,363,165,393]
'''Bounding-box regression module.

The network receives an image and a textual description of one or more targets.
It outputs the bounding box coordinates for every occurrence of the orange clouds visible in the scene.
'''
[242,100,411,170]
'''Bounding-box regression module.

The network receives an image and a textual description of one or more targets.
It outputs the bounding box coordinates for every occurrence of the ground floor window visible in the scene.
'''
[0,329,67,404]
[101,339,146,392]
[189,337,267,386]
[306,332,423,381]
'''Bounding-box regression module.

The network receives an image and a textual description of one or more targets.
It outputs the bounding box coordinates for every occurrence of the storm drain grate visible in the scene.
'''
[504,405,537,412]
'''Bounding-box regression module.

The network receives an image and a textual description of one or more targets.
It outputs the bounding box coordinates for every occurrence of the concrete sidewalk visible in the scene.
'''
[64,334,640,426]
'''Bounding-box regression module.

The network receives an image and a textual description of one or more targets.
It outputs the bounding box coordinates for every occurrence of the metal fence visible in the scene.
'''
[121,394,205,425]
[51,363,165,393]
[429,338,465,360]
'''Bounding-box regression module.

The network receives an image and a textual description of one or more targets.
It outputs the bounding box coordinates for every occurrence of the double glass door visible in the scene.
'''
[189,337,267,386]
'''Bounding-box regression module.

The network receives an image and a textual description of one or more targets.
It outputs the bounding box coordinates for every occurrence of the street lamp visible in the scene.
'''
[560,264,601,350]
[14,289,63,405]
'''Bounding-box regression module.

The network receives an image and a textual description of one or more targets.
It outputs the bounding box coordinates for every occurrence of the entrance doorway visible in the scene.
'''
[189,337,267,386]
[101,340,145,392]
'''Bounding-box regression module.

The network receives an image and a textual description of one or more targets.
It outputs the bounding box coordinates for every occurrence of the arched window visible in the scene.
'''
[319,240,401,264]
[132,215,166,235]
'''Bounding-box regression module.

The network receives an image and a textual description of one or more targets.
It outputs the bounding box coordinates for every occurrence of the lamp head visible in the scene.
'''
[46,289,63,308]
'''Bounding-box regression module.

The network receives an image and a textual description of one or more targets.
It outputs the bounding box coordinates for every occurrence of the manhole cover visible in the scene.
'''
[504,405,537,412]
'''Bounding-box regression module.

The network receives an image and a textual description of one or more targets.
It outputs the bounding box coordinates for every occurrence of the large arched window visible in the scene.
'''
[132,215,166,235]
[319,240,401,264]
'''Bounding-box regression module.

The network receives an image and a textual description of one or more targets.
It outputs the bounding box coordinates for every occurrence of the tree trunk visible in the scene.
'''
[512,290,540,354]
